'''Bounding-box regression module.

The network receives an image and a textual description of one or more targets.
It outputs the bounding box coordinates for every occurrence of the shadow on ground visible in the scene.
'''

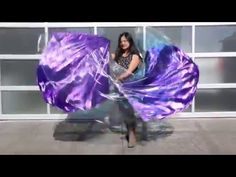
[118,119,175,144]
[53,99,174,142]
[53,113,174,143]
[53,112,108,141]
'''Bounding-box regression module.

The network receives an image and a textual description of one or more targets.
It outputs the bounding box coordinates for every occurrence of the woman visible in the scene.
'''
[111,32,142,148]
[38,31,199,149]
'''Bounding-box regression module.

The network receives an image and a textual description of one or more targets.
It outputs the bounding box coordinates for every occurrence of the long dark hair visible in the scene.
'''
[114,32,142,62]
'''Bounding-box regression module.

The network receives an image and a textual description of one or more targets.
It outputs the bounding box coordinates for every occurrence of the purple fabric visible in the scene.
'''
[37,32,199,121]
[120,45,199,121]
[37,32,110,112]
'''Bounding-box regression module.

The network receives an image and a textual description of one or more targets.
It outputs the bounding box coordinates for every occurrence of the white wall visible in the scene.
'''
[1,22,236,120]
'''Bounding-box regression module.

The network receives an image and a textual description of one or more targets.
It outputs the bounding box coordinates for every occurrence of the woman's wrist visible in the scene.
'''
[117,71,132,81]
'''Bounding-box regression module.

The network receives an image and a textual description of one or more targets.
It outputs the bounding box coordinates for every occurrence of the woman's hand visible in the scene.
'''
[111,53,115,60]
[117,71,132,82]
[117,75,125,82]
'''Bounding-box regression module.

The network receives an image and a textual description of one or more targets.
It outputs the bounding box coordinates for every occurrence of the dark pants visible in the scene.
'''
[117,98,137,131]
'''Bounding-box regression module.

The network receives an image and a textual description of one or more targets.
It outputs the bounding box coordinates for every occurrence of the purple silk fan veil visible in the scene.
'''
[37,32,199,122]
[37,32,110,112]
[120,46,199,121]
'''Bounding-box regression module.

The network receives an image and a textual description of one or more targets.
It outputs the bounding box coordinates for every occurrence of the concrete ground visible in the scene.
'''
[0,118,236,154]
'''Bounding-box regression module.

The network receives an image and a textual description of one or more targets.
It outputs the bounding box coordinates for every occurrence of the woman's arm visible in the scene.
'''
[117,54,141,81]
[111,53,115,60]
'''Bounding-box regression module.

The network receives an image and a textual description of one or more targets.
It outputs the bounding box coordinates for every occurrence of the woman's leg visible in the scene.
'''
[118,99,137,147]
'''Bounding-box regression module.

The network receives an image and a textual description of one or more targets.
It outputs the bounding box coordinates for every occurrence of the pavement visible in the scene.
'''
[0,118,236,154]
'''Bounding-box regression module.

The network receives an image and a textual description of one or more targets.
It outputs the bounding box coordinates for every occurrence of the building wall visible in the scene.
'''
[1,22,236,120]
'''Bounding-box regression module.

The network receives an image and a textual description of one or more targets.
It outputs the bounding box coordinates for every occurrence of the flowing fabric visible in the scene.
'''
[37,32,110,112]
[37,32,199,122]
[120,46,199,121]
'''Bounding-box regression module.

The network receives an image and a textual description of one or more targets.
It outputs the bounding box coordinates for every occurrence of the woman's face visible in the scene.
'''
[120,36,130,50]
